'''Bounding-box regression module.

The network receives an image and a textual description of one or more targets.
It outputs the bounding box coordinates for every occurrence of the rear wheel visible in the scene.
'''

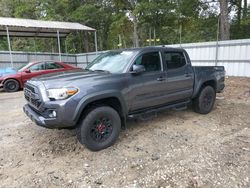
[193,85,216,114]
[76,106,121,151]
[3,79,20,92]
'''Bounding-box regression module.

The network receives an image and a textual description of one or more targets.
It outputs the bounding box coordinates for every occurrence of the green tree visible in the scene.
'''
[0,0,249,53]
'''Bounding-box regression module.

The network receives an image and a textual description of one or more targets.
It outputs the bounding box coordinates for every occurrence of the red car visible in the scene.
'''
[0,61,80,92]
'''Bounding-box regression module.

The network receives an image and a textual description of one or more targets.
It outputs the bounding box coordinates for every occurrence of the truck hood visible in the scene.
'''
[32,69,111,89]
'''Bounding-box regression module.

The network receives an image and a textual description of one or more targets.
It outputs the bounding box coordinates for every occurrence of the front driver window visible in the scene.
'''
[29,63,45,72]
[134,52,161,72]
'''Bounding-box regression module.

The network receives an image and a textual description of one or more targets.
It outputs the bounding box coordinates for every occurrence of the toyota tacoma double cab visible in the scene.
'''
[23,47,225,151]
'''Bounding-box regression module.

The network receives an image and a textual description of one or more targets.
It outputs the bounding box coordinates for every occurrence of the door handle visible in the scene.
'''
[157,77,166,81]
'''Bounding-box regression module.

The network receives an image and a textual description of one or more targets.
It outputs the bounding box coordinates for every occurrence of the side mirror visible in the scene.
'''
[25,69,31,73]
[131,65,145,74]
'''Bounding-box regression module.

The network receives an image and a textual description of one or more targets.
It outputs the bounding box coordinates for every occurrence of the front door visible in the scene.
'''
[21,62,46,83]
[128,51,168,111]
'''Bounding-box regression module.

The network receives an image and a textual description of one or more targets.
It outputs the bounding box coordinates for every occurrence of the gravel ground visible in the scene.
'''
[0,77,250,188]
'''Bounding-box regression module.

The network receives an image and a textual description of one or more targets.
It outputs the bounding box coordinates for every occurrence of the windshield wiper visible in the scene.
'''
[84,68,96,72]
[85,68,110,73]
[91,69,110,73]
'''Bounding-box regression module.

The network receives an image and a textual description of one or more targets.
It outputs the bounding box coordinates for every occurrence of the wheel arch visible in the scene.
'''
[193,79,217,98]
[74,91,128,128]
[201,80,217,90]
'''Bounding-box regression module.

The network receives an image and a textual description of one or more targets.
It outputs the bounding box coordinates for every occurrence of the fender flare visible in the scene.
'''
[193,78,217,98]
[73,90,128,122]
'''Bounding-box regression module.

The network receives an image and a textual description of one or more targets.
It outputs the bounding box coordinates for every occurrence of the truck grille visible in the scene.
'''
[25,84,36,93]
[24,84,42,108]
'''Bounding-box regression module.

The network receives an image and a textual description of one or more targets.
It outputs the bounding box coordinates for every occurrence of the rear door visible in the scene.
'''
[128,51,168,111]
[163,50,194,102]
[45,62,65,73]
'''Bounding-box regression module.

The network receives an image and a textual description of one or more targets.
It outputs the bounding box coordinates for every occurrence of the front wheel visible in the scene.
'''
[193,86,216,114]
[76,106,121,151]
[3,79,20,92]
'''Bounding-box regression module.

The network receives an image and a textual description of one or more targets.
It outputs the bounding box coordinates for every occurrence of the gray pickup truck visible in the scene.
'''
[23,47,225,151]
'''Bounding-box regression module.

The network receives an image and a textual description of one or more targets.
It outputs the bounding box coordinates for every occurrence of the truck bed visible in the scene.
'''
[192,66,225,97]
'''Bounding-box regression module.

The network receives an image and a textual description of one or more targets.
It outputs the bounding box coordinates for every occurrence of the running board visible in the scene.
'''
[173,104,188,111]
[128,100,190,119]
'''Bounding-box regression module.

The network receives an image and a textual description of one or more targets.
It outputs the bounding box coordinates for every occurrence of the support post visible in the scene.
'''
[33,37,37,58]
[215,15,220,66]
[153,27,156,46]
[118,34,122,48]
[57,30,62,61]
[64,39,68,54]
[6,26,13,68]
[179,24,182,47]
[94,31,98,54]
[149,27,152,46]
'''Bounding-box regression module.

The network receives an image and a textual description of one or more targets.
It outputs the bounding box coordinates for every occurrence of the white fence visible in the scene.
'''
[0,39,250,77]
[166,39,250,77]
[0,51,77,68]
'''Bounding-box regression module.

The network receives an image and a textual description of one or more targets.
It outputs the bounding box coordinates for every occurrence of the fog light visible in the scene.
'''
[48,110,57,118]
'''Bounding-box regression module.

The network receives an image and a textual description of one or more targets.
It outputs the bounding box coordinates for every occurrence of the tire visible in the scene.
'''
[193,86,216,114]
[76,106,121,151]
[3,79,20,92]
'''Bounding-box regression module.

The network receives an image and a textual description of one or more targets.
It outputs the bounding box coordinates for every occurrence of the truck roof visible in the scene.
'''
[110,46,185,53]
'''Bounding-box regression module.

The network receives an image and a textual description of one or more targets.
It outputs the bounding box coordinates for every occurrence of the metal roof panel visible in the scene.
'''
[0,17,95,37]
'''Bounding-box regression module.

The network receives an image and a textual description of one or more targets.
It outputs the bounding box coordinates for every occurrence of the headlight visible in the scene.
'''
[47,87,78,100]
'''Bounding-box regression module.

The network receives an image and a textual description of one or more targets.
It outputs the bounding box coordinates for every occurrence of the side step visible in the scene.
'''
[173,104,188,111]
[128,100,190,119]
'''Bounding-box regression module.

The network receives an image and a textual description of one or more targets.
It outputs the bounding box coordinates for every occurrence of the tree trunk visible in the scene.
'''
[237,0,242,25]
[83,31,89,53]
[219,0,230,40]
[132,16,139,47]
[149,27,152,46]
[243,0,248,18]
[126,0,139,47]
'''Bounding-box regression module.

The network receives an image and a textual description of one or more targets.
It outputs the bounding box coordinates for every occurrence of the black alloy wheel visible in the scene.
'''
[193,85,216,114]
[77,106,121,151]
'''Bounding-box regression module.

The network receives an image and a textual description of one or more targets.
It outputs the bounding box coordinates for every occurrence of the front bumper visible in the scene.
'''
[23,104,76,129]
[23,80,79,129]
[0,80,3,88]
[23,104,57,128]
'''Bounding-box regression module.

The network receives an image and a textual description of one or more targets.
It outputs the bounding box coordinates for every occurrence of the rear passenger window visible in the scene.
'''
[134,52,161,72]
[46,62,63,70]
[165,52,186,69]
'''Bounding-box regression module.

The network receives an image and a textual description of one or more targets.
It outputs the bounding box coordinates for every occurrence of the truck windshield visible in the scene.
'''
[86,51,135,73]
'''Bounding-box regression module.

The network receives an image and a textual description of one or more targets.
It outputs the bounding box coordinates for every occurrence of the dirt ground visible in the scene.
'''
[0,77,250,188]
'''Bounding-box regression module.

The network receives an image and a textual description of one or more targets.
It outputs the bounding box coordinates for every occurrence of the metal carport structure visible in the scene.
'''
[0,17,97,67]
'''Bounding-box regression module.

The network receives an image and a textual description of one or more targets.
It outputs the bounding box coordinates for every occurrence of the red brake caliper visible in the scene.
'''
[97,123,105,134]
